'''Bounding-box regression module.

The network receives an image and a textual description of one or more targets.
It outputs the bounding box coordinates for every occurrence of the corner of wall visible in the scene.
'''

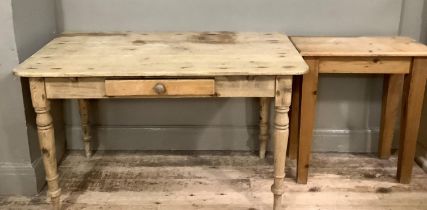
[421,0,427,44]
[416,0,427,173]
[398,0,424,40]
[0,0,65,195]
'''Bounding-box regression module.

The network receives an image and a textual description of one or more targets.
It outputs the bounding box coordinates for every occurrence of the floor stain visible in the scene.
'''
[363,173,377,179]
[2,152,427,209]
[376,187,392,193]
[308,186,321,192]
[132,40,146,45]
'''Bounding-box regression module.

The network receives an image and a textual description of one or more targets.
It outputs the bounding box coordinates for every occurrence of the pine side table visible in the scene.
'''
[14,32,308,209]
[289,36,427,184]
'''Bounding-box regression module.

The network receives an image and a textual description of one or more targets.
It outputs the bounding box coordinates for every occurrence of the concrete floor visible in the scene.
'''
[1,151,427,210]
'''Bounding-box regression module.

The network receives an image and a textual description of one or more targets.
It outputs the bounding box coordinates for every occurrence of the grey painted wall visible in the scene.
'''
[12,0,62,165]
[0,0,61,195]
[57,0,402,35]
[12,0,67,193]
[13,0,58,61]
[399,0,425,40]
[0,0,37,195]
[421,1,427,44]
[57,0,402,153]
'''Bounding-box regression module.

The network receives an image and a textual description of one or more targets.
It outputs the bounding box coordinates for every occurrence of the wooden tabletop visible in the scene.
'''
[14,32,308,77]
[290,36,427,57]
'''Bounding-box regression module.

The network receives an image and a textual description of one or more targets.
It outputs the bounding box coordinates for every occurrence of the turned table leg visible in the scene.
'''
[271,76,292,209]
[259,97,271,159]
[78,99,92,158]
[30,78,61,210]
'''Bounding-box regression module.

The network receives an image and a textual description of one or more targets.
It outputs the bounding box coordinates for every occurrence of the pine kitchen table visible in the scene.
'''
[13,32,308,210]
[289,36,427,184]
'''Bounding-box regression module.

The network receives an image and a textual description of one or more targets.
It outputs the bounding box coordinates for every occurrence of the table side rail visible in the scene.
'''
[318,56,412,74]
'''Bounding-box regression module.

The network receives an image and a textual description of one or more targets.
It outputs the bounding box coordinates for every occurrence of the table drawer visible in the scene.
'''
[105,79,215,96]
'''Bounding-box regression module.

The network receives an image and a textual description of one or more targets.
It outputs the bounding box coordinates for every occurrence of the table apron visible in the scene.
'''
[44,76,277,99]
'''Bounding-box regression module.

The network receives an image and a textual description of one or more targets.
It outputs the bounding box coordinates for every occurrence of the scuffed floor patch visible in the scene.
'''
[1,152,426,209]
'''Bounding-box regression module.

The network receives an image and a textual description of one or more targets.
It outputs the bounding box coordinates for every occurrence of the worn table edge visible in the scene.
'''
[12,70,309,78]
[13,32,309,77]
[290,36,427,57]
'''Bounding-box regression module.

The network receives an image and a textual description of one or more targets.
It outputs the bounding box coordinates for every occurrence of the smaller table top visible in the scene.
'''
[14,32,308,77]
[290,36,427,57]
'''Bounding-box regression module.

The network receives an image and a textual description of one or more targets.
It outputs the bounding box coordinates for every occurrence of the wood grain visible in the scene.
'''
[45,77,276,98]
[297,58,319,184]
[398,57,427,184]
[319,57,411,74]
[291,37,427,185]
[378,74,404,159]
[3,152,427,210]
[272,76,292,209]
[29,78,61,210]
[258,97,271,159]
[105,79,215,96]
[291,36,427,57]
[45,77,106,98]
[78,99,92,158]
[215,76,275,97]
[14,32,308,77]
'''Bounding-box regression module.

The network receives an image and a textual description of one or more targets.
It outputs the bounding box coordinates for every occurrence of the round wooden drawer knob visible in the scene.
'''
[153,83,166,94]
